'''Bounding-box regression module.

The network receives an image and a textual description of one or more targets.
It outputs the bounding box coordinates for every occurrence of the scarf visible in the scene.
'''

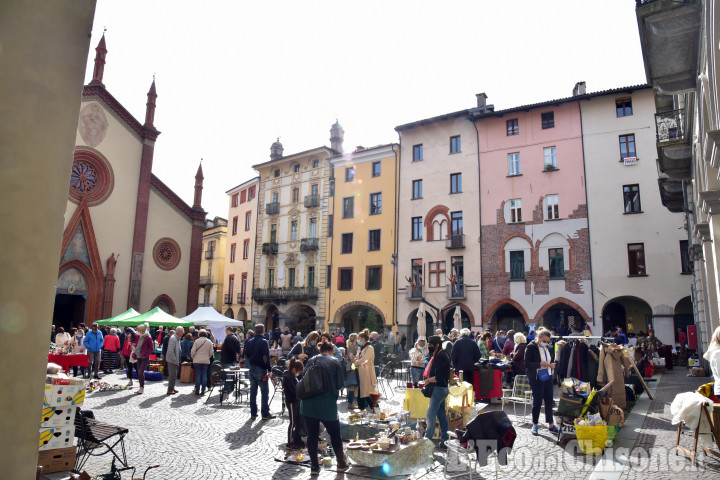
[133,332,150,360]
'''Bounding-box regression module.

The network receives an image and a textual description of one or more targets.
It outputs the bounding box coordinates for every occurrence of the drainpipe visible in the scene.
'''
[466,115,484,329]
[577,100,596,332]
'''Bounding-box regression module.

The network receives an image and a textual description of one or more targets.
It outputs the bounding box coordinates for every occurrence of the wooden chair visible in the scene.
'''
[501,375,532,423]
[675,403,720,464]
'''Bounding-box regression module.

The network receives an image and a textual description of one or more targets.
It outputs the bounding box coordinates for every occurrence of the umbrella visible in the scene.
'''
[416,303,426,338]
[95,307,192,328]
[94,308,140,326]
[453,306,462,331]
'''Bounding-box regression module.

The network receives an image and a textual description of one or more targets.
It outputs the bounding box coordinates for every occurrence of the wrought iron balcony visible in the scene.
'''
[655,109,687,143]
[262,242,278,255]
[204,249,214,259]
[252,287,319,304]
[406,285,423,300]
[223,294,232,305]
[199,275,213,286]
[445,234,465,249]
[300,237,319,252]
[447,283,466,300]
[237,293,246,304]
[266,202,280,215]
[304,194,320,208]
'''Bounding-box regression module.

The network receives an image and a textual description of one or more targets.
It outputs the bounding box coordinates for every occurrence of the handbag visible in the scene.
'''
[421,382,435,398]
[343,369,358,388]
[297,359,328,400]
[537,368,550,382]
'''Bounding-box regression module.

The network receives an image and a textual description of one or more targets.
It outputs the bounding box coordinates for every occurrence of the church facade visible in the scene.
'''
[53,35,205,330]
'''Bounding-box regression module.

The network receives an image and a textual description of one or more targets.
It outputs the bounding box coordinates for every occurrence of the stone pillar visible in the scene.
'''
[0,2,96,477]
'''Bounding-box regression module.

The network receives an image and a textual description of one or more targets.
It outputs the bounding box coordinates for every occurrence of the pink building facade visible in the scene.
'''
[473,97,592,333]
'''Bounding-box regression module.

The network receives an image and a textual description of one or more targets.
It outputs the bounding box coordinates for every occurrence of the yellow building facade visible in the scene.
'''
[328,144,399,332]
[199,217,227,312]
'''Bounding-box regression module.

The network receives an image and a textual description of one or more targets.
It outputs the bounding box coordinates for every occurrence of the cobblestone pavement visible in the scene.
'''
[618,367,720,480]
[71,367,719,480]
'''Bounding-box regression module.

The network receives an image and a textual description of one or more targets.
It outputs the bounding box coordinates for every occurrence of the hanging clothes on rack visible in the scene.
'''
[597,343,631,409]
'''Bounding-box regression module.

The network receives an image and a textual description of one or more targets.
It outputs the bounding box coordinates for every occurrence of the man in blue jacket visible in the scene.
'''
[83,323,104,379]
[243,324,274,420]
[451,328,481,380]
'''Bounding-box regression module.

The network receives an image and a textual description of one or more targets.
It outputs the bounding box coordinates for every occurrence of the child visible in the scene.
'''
[282,357,305,449]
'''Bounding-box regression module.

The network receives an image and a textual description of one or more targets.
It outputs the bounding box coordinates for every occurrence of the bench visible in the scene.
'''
[74,408,129,472]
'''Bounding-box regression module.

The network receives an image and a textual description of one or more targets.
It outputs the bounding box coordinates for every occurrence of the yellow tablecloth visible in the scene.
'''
[403,381,475,419]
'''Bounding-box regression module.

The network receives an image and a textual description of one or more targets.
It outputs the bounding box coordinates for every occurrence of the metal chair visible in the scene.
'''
[269,366,286,415]
[206,362,228,404]
[500,374,532,423]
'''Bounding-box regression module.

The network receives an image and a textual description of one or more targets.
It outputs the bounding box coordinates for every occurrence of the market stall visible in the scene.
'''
[403,380,475,420]
[180,306,244,344]
[47,353,88,373]
[346,437,435,475]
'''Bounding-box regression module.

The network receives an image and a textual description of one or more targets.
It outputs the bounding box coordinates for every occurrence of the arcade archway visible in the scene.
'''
[442,303,472,334]
[335,303,386,334]
[602,296,652,335]
[285,304,316,333]
[408,308,434,339]
[486,301,526,332]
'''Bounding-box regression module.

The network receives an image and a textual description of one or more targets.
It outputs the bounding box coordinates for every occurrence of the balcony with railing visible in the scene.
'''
[656,109,687,144]
[447,283,466,300]
[237,293,246,304]
[223,294,232,305]
[265,202,280,215]
[261,242,278,255]
[300,237,319,252]
[199,275,213,286]
[655,108,692,183]
[445,234,465,249]
[304,194,320,208]
[204,249,214,259]
[406,285,423,300]
[252,287,319,304]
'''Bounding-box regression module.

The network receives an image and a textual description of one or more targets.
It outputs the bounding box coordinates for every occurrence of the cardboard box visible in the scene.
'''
[44,377,85,407]
[691,367,706,377]
[37,446,76,474]
[41,405,75,428]
[38,425,75,450]
[652,358,666,367]
[688,358,700,367]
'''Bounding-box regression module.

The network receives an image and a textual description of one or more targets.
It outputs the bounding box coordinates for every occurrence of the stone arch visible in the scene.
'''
[333,301,387,326]
[502,233,534,276]
[237,307,247,321]
[151,294,176,315]
[483,298,529,326]
[600,296,652,334]
[424,205,450,241]
[407,307,435,337]
[441,302,476,327]
[535,297,590,326]
[224,308,234,319]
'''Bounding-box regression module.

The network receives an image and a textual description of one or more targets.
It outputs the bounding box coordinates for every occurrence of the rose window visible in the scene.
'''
[68,149,114,205]
[70,161,98,194]
[153,238,181,270]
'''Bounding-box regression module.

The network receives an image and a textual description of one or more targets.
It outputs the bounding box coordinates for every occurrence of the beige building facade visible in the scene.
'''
[224,177,259,323]
[581,86,692,344]
[251,141,336,332]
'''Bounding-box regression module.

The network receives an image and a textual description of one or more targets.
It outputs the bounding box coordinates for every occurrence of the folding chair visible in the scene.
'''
[74,408,129,472]
[501,374,532,423]
[269,366,286,415]
[206,362,228,404]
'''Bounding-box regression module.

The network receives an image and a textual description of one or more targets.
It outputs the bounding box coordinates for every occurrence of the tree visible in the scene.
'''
[362,309,382,333]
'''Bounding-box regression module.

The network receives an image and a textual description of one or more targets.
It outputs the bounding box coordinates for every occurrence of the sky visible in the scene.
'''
[87,0,647,219]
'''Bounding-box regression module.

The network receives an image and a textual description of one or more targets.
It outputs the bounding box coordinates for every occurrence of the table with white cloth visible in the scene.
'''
[346,438,435,475]
[403,381,475,421]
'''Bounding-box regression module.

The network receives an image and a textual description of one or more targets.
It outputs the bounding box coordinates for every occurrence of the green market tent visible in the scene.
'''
[94,307,193,328]
[94,308,140,325]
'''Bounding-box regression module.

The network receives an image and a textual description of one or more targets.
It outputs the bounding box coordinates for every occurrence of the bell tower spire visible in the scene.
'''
[144,76,157,127]
[89,32,107,86]
[193,160,204,209]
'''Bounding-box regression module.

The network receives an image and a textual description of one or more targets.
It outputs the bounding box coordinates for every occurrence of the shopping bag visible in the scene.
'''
[575,420,616,455]
[558,392,586,418]
[598,397,613,422]
[607,406,625,427]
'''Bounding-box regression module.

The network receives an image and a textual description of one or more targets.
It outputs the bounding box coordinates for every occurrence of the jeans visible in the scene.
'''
[249,364,270,417]
[527,374,554,425]
[411,366,424,385]
[194,363,209,393]
[304,416,345,471]
[124,356,136,379]
[167,363,178,392]
[72,366,86,377]
[346,387,355,405]
[87,351,101,377]
[424,385,450,442]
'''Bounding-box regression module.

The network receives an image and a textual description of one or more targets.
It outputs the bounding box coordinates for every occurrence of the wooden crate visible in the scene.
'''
[37,447,75,474]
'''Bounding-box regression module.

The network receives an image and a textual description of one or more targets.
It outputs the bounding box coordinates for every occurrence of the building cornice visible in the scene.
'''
[226,176,260,195]
[329,144,398,166]
[699,190,720,215]
[694,221,712,242]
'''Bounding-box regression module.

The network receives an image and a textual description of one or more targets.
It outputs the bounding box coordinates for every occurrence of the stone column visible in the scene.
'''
[0,2,96,477]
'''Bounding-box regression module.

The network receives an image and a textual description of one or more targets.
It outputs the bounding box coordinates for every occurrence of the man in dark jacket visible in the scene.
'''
[424,335,452,448]
[243,324,274,420]
[221,327,241,367]
[451,328,481,380]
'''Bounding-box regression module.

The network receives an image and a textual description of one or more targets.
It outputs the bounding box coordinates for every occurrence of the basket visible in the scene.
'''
[574,420,617,455]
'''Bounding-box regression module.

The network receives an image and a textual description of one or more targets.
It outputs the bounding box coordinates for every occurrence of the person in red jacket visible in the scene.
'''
[132,323,154,394]
[102,328,121,374]
[122,328,138,387]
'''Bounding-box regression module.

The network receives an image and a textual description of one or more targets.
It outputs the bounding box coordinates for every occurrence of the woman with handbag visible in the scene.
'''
[352,331,377,412]
[190,329,214,395]
[423,335,451,449]
[524,328,559,436]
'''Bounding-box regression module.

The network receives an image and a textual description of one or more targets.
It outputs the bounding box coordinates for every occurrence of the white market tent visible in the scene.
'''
[180,306,244,344]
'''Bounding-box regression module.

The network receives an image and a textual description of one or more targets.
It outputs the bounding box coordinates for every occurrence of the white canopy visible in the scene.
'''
[180,307,244,344]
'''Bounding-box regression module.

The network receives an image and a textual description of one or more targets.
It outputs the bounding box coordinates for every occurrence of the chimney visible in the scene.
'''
[476,93,488,109]
[573,81,587,96]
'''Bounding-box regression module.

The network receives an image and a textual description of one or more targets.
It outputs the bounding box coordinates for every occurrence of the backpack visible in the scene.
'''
[296,358,328,400]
